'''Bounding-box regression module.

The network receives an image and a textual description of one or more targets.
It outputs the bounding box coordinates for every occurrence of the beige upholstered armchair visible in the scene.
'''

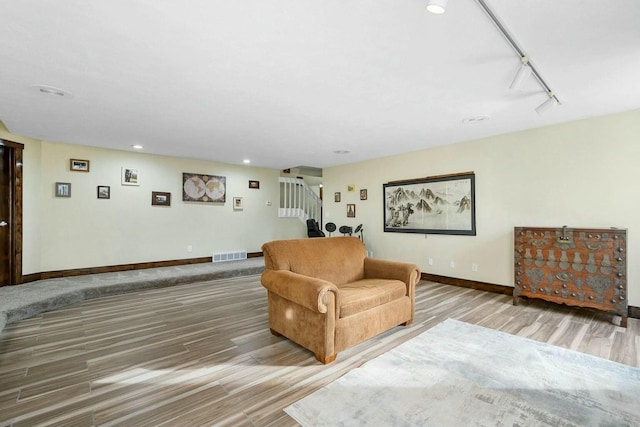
[261,237,420,364]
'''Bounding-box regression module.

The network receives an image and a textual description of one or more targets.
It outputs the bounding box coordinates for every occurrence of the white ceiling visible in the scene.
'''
[1,1,639,170]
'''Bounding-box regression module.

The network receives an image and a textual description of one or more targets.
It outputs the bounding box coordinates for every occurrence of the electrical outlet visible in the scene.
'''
[428,258,434,266]
[450,261,455,269]
[471,263,478,272]
[187,245,193,252]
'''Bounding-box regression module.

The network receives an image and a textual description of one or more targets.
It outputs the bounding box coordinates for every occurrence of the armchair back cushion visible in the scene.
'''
[262,237,366,285]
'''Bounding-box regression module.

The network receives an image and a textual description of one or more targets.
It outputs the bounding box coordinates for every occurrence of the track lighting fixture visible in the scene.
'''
[509,57,532,91]
[427,0,561,113]
[534,92,558,115]
[426,0,448,14]
[473,0,560,112]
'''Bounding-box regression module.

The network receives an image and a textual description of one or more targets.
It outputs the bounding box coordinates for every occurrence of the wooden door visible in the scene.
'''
[0,139,23,286]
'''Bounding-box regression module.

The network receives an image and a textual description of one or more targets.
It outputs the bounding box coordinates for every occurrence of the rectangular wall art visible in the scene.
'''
[97,185,110,199]
[233,197,244,210]
[182,173,226,203]
[121,167,140,186]
[383,172,476,235]
[55,182,71,198]
[70,159,90,172]
[152,191,171,206]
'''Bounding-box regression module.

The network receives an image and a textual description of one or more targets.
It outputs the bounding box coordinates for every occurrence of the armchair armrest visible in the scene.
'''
[261,269,339,314]
[364,258,421,290]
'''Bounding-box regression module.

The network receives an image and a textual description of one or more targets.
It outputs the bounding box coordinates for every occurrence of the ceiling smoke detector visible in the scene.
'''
[462,115,490,125]
[31,85,74,99]
[333,150,351,154]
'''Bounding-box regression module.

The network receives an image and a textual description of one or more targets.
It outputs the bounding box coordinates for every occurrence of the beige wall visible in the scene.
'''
[3,110,639,307]
[5,133,306,274]
[323,109,640,306]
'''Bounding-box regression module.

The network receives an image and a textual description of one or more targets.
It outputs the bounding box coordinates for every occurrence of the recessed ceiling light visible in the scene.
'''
[333,150,351,154]
[243,159,251,164]
[31,84,74,99]
[426,0,448,14]
[462,115,491,125]
[131,144,143,150]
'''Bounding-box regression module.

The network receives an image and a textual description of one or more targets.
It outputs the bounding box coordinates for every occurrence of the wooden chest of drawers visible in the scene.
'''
[514,226,628,327]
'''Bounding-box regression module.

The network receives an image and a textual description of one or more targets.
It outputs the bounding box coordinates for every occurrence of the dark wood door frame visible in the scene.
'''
[0,138,23,286]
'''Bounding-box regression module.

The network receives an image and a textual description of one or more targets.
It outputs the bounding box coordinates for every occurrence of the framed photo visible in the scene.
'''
[347,203,356,218]
[55,182,71,198]
[70,159,90,172]
[360,189,368,200]
[383,172,476,235]
[183,173,226,203]
[121,167,140,186]
[249,180,260,189]
[334,192,341,203]
[152,191,171,206]
[233,197,244,210]
[347,184,355,192]
[97,185,110,199]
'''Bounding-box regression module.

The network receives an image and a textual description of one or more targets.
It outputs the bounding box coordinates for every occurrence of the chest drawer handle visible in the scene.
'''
[555,273,572,282]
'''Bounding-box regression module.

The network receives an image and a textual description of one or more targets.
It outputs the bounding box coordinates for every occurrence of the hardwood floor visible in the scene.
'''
[0,276,638,426]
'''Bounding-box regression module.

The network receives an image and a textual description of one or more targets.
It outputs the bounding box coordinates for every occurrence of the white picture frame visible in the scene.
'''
[121,167,140,186]
[233,197,244,210]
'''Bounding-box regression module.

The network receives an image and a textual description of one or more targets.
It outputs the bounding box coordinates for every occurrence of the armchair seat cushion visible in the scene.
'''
[338,279,407,318]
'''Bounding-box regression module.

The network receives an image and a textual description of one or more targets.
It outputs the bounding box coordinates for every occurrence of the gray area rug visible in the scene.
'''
[285,319,640,426]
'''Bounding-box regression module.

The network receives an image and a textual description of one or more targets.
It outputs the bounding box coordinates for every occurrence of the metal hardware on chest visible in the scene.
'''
[513,226,628,328]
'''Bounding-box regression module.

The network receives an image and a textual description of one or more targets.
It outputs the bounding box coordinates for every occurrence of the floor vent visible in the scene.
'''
[213,251,247,262]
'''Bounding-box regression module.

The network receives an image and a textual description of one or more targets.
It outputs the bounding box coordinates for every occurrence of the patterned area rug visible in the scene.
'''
[285,319,640,426]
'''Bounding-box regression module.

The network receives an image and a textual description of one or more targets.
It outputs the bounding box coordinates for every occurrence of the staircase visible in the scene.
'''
[279,177,322,224]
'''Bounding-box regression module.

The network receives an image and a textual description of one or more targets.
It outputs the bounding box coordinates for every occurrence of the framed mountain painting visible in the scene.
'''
[383,172,475,235]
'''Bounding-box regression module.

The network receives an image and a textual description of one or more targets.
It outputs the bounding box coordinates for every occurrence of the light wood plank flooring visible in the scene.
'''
[0,276,638,426]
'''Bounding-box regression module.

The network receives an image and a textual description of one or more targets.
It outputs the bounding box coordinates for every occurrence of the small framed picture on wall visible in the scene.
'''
[70,159,90,172]
[347,203,356,218]
[55,182,71,198]
[233,197,244,210]
[151,191,171,206]
[121,167,140,186]
[335,192,341,203]
[97,185,110,199]
[360,189,368,200]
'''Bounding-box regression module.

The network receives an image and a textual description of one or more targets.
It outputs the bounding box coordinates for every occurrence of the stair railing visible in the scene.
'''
[279,177,322,224]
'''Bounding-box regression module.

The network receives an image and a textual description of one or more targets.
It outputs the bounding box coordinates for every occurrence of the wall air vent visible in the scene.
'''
[213,251,247,262]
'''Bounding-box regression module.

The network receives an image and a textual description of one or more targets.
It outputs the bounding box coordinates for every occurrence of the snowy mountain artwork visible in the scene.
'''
[383,173,476,235]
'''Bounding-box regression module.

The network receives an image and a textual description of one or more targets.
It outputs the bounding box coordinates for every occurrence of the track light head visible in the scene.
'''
[535,92,558,115]
[426,0,448,14]
[509,57,532,91]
